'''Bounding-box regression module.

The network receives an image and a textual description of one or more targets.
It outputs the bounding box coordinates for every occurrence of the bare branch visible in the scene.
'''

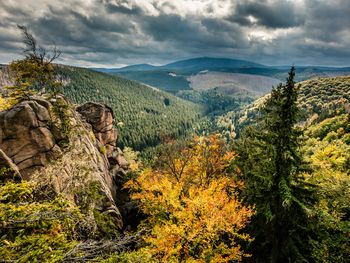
[17,24,61,64]
[17,25,37,58]
[62,230,145,262]
[2,211,76,229]
[49,42,61,63]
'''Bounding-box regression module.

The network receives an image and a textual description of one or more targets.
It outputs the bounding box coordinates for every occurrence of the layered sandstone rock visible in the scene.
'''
[77,102,117,157]
[76,102,130,201]
[0,97,130,229]
[0,98,62,179]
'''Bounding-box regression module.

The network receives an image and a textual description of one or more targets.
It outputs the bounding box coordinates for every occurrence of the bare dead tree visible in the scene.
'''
[8,25,63,95]
[17,25,61,63]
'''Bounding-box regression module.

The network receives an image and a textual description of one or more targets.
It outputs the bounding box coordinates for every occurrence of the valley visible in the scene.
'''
[1,56,350,262]
[187,71,280,97]
[93,57,350,97]
[1,4,350,260]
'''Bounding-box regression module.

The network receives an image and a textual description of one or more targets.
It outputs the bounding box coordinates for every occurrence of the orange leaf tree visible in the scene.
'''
[125,135,254,262]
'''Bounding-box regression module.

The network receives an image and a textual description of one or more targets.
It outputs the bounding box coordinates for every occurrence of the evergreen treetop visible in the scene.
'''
[235,67,317,262]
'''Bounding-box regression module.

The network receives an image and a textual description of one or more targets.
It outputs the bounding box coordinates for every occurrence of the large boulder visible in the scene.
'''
[0,98,61,179]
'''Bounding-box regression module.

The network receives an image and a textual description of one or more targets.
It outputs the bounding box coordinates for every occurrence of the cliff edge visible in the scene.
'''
[0,95,130,229]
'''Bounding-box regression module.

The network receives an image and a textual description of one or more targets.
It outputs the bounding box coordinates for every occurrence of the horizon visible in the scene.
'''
[3,56,350,70]
[1,0,350,68]
[89,56,350,69]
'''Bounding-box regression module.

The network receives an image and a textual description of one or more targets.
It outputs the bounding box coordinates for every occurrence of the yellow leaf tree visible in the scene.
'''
[125,135,254,262]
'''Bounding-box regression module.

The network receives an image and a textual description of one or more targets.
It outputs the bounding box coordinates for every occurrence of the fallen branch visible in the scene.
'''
[62,230,144,262]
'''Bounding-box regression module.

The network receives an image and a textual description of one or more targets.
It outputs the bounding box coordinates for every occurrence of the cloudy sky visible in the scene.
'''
[0,0,349,67]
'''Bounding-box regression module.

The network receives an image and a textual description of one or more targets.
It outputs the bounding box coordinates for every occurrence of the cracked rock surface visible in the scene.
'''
[77,102,117,157]
[0,98,62,179]
[0,97,130,229]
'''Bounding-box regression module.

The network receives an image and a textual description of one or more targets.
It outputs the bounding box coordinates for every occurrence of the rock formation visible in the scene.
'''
[0,96,130,229]
[76,102,130,199]
[76,102,117,157]
[0,98,62,179]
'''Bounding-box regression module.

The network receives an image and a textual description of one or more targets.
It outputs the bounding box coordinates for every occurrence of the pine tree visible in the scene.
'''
[235,67,316,262]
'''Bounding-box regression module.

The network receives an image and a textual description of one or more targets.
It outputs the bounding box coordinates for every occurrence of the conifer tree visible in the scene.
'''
[235,67,316,262]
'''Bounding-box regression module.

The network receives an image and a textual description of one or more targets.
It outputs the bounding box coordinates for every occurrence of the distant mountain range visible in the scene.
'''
[92,57,350,96]
[92,57,350,76]
[93,57,264,74]
[94,63,157,73]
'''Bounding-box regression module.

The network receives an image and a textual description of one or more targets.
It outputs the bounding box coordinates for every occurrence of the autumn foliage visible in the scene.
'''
[125,135,254,262]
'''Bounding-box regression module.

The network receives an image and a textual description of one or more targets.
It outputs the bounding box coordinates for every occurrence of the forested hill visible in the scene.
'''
[298,76,350,122]
[55,66,203,150]
[94,57,350,94]
[216,76,350,137]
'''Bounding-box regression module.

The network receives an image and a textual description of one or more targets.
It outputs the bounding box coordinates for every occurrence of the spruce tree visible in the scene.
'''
[236,67,316,262]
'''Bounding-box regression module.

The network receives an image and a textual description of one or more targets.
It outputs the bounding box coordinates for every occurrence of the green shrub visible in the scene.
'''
[0,181,81,263]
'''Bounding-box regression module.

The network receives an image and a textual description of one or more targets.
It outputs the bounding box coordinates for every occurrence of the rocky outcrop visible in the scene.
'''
[0,98,62,179]
[77,102,117,157]
[76,102,130,202]
[0,97,130,229]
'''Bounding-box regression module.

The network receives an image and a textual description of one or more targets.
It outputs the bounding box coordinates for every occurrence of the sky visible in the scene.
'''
[0,0,350,68]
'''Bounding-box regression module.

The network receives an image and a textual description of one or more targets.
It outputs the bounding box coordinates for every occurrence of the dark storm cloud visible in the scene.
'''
[304,0,350,42]
[0,0,349,67]
[231,0,305,28]
[297,0,350,64]
[141,14,199,42]
[140,15,244,48]
[30,8,134,53]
